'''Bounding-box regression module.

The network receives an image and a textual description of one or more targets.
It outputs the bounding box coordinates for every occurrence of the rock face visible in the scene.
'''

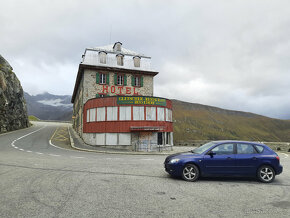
[0,55,29,133]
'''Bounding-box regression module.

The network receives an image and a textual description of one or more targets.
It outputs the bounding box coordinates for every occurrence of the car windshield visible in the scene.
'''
[192,141,218,154]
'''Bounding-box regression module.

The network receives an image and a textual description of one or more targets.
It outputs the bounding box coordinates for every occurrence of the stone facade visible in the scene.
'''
[82,69,154,104]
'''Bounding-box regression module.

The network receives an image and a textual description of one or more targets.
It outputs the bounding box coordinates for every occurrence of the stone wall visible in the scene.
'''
[0,55,29,133]
[82,69,154,103]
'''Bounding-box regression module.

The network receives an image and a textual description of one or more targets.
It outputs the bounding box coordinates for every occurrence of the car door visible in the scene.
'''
[235,143,260,175]
[202,143,236,175]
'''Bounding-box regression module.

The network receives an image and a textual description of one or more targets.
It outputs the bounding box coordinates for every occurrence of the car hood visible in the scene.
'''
[165,152,202,162]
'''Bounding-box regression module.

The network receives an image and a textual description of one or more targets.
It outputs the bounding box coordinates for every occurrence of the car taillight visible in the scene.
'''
[276,156,280,161]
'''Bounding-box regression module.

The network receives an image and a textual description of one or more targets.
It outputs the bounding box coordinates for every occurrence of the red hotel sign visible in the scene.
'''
[102,85,139,95]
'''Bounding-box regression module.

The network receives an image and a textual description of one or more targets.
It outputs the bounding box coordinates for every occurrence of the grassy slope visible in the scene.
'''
[28,115,40,121]
[172,100,290,142]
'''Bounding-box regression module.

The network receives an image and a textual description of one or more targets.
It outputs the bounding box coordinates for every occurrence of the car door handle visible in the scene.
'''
[227,157,232,160]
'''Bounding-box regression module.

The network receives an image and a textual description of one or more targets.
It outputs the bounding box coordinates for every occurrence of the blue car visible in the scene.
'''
[164,141,283,183]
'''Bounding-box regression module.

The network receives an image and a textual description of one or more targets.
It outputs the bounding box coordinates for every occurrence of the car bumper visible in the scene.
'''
[276,165,283,175]
[164,163,183,177]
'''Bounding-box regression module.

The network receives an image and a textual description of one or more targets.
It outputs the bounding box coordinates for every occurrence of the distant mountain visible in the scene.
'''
[24,92,72,121]
[172,99,290,143]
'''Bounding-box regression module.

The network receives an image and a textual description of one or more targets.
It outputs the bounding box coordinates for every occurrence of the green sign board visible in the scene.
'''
[117,96,166,106]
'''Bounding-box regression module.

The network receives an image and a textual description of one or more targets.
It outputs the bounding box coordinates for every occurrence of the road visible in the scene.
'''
[0,122,290,218]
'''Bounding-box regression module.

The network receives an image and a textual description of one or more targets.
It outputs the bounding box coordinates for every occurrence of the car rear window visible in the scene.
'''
[255,145,264,153]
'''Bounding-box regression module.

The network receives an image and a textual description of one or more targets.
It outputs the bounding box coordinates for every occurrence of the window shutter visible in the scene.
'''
[140,76,143,87]
[96,94,99,98]
[96,73,99,84]
[124,75,127,86]
[131,76,135,86]
[114,74,117,85]
[106,73,110,85]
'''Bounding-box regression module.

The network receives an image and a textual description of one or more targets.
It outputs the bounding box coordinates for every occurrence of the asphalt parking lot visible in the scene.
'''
[0,122,289,218]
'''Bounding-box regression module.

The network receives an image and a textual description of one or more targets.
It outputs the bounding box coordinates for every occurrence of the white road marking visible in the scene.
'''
[70,156,84,159]
[26,150,32,153]
[18,149,24,151]
[14,146,18,149]
[11,126,47,149]
[141,158,154,161]
[49,154,61,157]
[35,152,43,155]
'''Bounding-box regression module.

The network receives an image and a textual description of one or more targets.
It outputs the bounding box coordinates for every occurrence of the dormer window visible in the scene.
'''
[99,51,107,64]
[133,56,141,67]
[116,54,124,66]
[113,42,122,52]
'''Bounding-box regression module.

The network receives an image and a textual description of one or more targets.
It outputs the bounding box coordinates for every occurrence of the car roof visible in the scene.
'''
[212,140,266,146]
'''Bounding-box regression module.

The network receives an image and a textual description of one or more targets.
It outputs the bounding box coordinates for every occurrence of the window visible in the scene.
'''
[166,109,172,122]
[119,106,131,120]
[97,107,105,121]
[86,109,90,122]
[114,42,122,52]
[146,107,156,121]
[99,51,107,64]
[211,143,234,155]
[133,56,140,67]
[132,76,143,87]
[116,54,124,66]
[96,72,109,85]
[158,132,163,145]
[157,107,165,121]
[87,108,96,122]
[133,106,144,120]
[115,74,127,86]
[166,132,170,145]
[107,107,118,121]
[255,145,264,153]
[117,75,123,85]
[237,144,257,154]
[100,73,106,84]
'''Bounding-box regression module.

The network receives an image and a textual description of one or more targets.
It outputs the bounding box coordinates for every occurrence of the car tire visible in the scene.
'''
[182,164,199,182]
[257,165,275,183]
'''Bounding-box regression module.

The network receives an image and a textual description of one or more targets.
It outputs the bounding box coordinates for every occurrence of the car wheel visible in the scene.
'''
[257,165,275,183]
[182,164,199,182]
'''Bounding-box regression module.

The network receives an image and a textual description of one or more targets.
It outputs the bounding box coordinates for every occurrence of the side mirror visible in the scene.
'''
[208,151,216,157]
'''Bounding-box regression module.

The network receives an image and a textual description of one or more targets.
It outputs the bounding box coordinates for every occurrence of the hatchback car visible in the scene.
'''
[164,141,283,183]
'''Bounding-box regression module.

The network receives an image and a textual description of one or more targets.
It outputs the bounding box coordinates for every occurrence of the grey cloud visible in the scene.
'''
[1,0,290,119]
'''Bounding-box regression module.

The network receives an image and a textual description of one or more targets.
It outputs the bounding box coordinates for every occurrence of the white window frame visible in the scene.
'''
[97,107,106,121]
[157,107,165,121]
[146,107,156,121]
[107,107,118,121]
[134,76,140,87]
[117,75,124,85]
[99,52,107,64]
[119,106,131,121]
[100,73,106,84]
[133,106,144,120]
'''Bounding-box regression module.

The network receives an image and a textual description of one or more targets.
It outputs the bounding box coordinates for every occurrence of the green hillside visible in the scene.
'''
[172,100,290,143]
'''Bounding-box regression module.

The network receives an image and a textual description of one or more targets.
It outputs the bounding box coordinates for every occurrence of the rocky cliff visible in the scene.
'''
[0,55,29,133]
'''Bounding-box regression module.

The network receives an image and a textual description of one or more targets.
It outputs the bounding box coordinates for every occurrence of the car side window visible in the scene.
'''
[211,143,234,155]
[254,145,264,153]
[237,143,256,154]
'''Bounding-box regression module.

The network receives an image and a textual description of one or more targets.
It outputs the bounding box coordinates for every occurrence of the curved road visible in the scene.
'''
[0,122,290,217]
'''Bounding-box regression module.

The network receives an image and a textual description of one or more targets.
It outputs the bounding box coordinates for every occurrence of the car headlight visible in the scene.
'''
[169,158,180,164]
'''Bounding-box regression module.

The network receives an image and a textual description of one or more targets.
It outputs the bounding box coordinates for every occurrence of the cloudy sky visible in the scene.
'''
[1,0,290,119]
